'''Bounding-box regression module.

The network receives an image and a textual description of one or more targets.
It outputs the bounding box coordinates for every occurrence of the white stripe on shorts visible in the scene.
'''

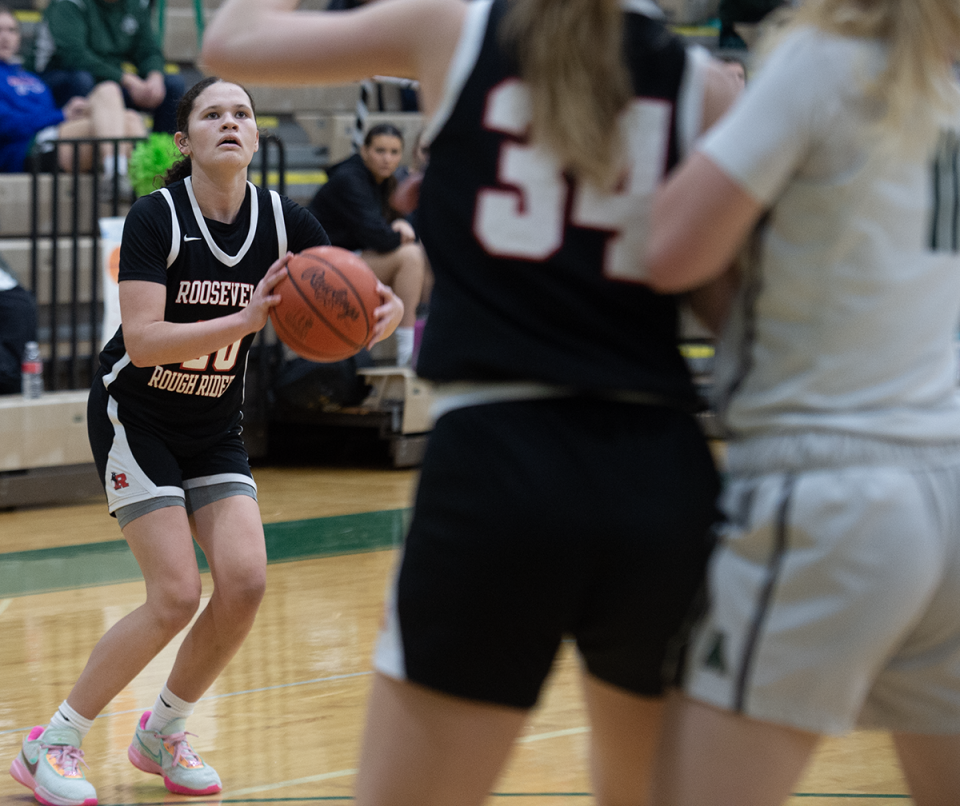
[103,394,184,513]
[372,560,408,682]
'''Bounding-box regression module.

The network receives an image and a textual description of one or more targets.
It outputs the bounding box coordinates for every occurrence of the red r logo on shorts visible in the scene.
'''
[111,472,129,490]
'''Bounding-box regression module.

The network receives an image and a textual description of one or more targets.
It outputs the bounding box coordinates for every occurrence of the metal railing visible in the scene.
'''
[30,136,144,390]
[27,132,286,392]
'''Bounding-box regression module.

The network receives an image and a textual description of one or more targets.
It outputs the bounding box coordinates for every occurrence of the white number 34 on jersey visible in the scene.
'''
[474,80,669,282]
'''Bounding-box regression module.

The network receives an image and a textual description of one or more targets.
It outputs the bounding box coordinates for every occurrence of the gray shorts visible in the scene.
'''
[115,481,257,529]
[685,434,960,735]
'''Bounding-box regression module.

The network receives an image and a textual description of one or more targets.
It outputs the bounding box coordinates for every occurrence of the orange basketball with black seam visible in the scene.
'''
[269,246,380,362]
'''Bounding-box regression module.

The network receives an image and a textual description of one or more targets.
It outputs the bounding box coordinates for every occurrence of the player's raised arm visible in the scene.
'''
[201,0,464,114]
[651,49,747,330]
[646,52,750,295]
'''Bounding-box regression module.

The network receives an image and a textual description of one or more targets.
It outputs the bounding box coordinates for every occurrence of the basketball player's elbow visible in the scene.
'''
[124,334,160,368]
[127,348,156,368]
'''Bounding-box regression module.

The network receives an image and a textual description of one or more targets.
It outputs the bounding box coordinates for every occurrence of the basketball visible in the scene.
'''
[270,246,381,362]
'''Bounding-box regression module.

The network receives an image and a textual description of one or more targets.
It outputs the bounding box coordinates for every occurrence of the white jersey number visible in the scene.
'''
[181,337,243,372]
[474,80,670,281]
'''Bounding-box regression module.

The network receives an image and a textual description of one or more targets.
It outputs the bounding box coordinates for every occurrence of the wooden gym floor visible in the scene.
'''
[0,464,913,804]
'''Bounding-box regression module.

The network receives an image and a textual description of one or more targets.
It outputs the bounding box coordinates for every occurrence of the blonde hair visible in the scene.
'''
[764,0,960,138]
[501,0,631,188]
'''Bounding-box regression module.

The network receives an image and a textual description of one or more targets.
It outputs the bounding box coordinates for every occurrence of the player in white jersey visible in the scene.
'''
[646,0,960,803]
[9,77,403,806]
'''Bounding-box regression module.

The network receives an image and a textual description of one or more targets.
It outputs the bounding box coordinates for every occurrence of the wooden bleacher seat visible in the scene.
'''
[0,174,101,238]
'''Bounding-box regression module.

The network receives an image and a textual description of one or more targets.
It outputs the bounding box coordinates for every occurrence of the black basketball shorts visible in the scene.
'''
[373,396,721,708]
[87,377,256,519]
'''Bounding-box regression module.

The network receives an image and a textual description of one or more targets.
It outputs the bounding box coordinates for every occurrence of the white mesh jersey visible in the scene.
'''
[704,27,960,445]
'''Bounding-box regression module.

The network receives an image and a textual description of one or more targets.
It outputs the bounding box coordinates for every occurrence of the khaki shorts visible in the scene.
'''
[685,439,960,735]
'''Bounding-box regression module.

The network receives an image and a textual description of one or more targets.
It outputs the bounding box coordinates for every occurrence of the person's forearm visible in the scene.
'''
[124,312,256,368]
[202,0,302,74]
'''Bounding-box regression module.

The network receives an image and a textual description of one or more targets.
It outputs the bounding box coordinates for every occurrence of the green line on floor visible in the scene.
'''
[0,508,411,597]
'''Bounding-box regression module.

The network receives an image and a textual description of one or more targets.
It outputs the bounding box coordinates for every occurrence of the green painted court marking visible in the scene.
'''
[0,508,411,598]
[0,514,916,805]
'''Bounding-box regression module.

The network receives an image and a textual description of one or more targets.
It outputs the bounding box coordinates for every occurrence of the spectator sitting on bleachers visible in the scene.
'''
[0,4,145,175]
[25,0,184,135]
[308,123,428,367]
[0,255,37,395]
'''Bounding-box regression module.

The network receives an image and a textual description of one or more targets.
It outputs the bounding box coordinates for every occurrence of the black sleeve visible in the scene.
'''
[320,161,403,253]
[281,195,332,253]
[118,193,174,285]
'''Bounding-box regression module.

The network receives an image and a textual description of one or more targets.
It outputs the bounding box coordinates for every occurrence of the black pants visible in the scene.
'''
[0,285,38,394]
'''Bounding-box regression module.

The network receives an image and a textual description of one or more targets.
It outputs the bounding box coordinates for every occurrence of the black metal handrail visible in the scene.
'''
[26,132,287,391]
[30,136,145,390]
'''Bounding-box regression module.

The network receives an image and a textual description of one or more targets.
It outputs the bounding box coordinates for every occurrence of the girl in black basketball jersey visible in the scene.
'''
[9,76,402,806]
[203,2,737,805]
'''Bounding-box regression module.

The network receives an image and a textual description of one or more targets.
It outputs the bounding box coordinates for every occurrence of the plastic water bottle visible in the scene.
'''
[21,341,43,399]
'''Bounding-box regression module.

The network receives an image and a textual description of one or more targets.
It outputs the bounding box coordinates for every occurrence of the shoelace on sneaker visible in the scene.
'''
[156,730,202,768]
[41,744,88,776]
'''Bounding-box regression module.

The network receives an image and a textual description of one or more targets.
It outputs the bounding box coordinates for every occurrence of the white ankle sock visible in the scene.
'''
[395,326,414,367]
[145,684,196,731]
[48,700,94,742]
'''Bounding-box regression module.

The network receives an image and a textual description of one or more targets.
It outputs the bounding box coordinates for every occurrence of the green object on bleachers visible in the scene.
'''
[129,133,180,198]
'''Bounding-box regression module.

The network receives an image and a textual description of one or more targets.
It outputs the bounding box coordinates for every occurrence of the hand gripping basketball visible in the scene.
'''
[269,246,382,362]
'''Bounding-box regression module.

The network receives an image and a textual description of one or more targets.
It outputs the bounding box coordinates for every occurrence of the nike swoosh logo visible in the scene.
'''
[184,236,203,242]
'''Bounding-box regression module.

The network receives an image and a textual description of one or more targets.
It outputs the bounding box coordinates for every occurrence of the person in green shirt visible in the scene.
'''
[27,0,183,133]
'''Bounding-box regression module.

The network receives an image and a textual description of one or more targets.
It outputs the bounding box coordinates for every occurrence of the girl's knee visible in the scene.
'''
[91,80,124,104]
[219,567,267,618]
[124,111,147,136]
[400,242,424,263]
[149,582,203,635]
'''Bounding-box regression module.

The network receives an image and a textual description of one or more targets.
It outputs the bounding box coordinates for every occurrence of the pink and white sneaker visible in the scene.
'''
[127,711,221,796]
[9,725,97,806]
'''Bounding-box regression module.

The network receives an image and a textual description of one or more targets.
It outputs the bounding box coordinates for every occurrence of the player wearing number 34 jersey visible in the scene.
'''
[201,1,740,804]
[417,0,711,395]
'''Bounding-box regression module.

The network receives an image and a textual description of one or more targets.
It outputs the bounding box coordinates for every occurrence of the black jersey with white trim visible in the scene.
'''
[416,0,702,405]
[97,178,329,438]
